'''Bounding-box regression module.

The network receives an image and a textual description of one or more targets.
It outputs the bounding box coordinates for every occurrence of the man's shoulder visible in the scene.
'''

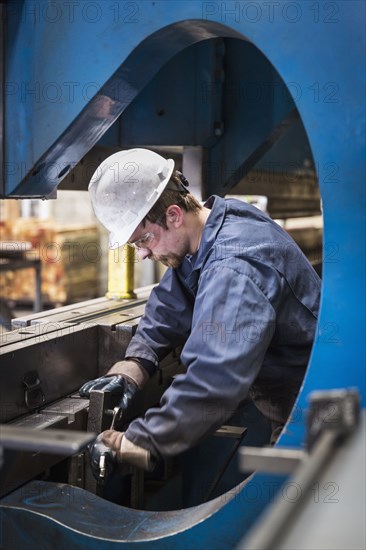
[224,197,274,225]
[219,198,288,246]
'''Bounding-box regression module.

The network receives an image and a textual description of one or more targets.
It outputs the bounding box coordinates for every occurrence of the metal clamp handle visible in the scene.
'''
[23,370,46,409]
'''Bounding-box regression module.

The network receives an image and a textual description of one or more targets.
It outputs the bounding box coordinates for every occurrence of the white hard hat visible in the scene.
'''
[88,149,174,249]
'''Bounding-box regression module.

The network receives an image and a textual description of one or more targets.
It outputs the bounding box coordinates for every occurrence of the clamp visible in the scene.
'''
[98,406,123,481]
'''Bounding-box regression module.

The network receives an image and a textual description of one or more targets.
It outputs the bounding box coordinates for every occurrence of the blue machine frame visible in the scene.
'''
[1,1,365,547]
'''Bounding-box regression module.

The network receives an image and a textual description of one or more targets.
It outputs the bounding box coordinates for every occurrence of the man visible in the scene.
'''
[80,148,321,476]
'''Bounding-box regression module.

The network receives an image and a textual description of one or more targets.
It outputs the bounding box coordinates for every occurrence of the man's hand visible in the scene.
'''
[79,359,149,412]
[88,430,156,481]
[79,375,138,412]
[88,433,118,482]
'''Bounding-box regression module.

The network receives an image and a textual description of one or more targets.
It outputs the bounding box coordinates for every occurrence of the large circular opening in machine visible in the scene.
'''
[94,31,322,513]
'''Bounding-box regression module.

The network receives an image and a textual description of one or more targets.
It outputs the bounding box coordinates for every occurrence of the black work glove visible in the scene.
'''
[79,375,138,412]
[88,433,116,482]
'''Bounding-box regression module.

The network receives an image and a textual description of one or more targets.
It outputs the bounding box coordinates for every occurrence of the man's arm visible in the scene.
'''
[125,267,195,369]
[80,267,194,412]
[86,267,196,477]
[123,261,277,460]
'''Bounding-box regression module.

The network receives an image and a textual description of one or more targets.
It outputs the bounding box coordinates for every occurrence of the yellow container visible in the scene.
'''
[106,245,136,299]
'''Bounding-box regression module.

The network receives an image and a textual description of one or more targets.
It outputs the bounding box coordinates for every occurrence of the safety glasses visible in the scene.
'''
[127,232,155,250]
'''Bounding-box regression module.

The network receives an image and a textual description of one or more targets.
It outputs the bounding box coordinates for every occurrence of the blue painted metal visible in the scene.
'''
[1,0,365,548]
[4,3,244,196]
[105,36,299,195]
[0,475,288,549]
[203,38,296,196]
[116,39,223,147]
[3,4,298,197]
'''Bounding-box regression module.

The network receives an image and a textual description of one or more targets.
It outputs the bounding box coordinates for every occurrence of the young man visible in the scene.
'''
[80,148,321,475]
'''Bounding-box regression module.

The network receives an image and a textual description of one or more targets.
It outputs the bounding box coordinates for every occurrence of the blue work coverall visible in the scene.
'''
[125,196,321,457]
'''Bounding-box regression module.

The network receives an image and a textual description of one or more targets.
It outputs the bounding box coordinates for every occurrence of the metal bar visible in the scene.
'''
[204,427,247,502]
[215,425,247,438]
[238,430,339,550]
[130,468,145,509]
[33,260,42,313]
[85,389,116,494]
[42,396,90,425]
[33,298,147,327]
[0,259,40,271]
[239,446,306,475]
[11,296,109,328]
[11,286,152,327]
[0,425,95,455]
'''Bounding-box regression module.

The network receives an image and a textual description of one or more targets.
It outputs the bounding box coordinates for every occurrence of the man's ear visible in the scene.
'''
[166,205,183,227]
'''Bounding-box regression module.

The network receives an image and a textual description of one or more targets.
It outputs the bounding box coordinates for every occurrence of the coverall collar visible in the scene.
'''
[188,195,226,271]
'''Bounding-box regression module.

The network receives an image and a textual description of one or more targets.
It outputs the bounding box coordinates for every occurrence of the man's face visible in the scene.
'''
[127,216,187,269]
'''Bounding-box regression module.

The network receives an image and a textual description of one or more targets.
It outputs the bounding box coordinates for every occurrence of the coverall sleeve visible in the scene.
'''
[125,267,194,369]
[125,261,277,457]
